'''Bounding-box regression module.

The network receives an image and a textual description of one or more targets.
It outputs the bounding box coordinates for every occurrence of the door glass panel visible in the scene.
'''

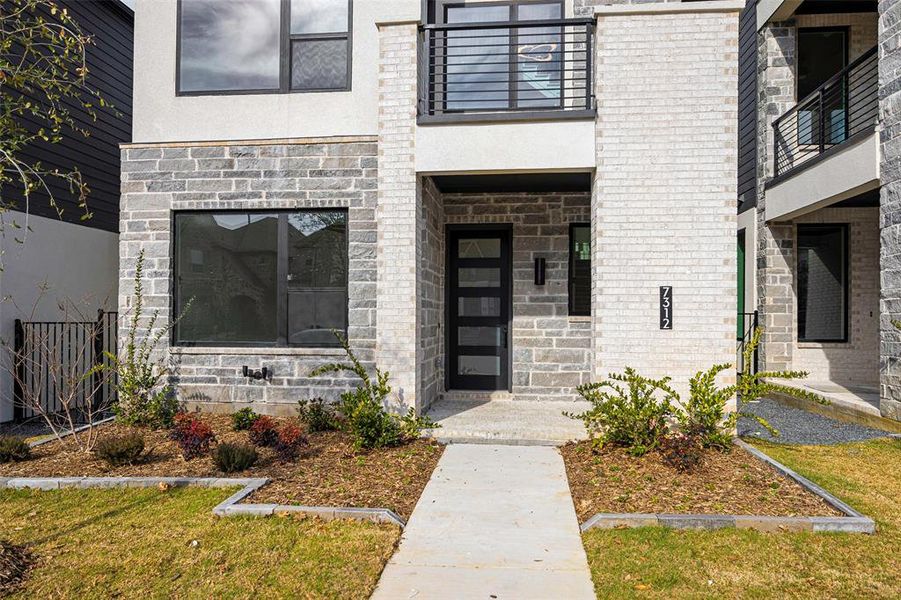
[459,268,501,288]
[458,355,501,376]
[458,297,501,317]
[445,5,511,111]
[458,326,503,347]
[458,238,501,258]
[516,3,562,109]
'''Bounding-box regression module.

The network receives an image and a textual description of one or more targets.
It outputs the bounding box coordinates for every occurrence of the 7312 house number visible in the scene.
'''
[659,286,673,330]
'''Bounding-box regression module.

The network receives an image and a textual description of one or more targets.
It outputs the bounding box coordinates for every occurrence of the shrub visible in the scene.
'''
[297,398,339,432]
[114,387,179,430]
[169,413,215,460]
[0,436,30,463]
[274,423,308,461]
[109,250,191,429]
[659,429,703,472]
[673,328,826,449]
[248,416,279,448]
[311,332,438,450]
[567,368,676,457]
[95,432,145,467]
[213,443,258,473]
[231,407,260,432]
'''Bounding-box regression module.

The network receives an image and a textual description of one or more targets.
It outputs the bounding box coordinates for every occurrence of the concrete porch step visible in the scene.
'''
[425,399,590,446]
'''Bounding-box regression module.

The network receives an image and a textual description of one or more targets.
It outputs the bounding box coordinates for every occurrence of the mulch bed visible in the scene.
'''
[561,441,843,522]
[0,415,443,520]
[0,540,32,596]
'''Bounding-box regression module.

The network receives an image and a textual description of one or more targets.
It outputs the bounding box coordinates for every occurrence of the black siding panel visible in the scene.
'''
[4,0,133,233]
[737,0,757,214]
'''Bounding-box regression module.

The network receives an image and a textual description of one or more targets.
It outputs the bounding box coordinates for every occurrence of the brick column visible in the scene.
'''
[592,5,740,393]
[755,22,796,371]
[879,0,901,420]
[376,21,421,412]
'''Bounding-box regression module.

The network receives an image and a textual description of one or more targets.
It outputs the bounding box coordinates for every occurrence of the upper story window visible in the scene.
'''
[177,0,352,95]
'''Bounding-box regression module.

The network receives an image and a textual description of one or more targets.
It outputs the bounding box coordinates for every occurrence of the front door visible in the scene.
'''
[447,226,512,391]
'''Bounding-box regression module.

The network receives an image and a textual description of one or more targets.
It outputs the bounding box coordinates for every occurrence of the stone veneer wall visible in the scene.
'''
[879,0,901,419]
[592,5,740,394]
[442,191,592,401]
[118,139,378,415]
[791,207,880,385]
[418,177,445,409]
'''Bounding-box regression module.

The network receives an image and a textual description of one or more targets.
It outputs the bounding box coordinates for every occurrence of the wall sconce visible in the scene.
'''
[534,257,546,286]
[242,366,270,381]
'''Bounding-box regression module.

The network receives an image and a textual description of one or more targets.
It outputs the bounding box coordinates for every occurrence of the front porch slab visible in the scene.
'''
[425,399,589,446]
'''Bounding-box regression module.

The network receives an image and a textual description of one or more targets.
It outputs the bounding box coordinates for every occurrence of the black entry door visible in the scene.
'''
[447,226,511,391]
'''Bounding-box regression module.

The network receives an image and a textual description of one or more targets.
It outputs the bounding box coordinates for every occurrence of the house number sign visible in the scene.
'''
[659,286,673,330]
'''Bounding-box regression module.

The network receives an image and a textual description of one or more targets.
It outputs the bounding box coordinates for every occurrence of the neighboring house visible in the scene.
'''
[122,0,742,416]
[739,0,901,423]
[0,0,134,423]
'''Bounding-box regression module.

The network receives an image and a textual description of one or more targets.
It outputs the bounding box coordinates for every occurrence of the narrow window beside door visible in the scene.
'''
[569,223,590,316]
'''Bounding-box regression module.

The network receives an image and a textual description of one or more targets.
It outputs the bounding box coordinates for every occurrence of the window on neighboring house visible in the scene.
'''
[569,223,590,316]
[797,224,848,343]
[178,0,352,94]
[796,28,848,146]
[174,210,348,347]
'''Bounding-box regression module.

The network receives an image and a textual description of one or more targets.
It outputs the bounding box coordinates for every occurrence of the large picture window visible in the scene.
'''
[797,224,848,343]
[174,210,348,347]
[178,0,352,94]
[569,223,590,316]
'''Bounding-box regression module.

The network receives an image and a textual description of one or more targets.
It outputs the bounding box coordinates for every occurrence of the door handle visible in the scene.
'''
[502,325,508,348]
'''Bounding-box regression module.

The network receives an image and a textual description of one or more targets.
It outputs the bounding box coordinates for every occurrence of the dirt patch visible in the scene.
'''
[0,540,32,596]
[0,415,443,520]
[561,441,843,522]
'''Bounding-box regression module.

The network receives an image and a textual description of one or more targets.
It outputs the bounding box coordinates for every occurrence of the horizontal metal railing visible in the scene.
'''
[418,18,595,118]
[773,46,878,178]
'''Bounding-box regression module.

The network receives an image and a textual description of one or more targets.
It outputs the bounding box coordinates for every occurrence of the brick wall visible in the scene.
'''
[442,191,592,401]
[376,22,421,411]
[118,139,378,414]
[592,7,740,394]
[879,0,901,419]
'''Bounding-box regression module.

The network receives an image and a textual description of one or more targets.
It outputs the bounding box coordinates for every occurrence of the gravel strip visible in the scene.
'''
[738,398,889,445]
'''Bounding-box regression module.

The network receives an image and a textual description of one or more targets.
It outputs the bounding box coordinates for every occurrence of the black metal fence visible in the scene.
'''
[737,310,759,375]
[773,46,878,178]
[13,310,118,421]
[419,18,595,118]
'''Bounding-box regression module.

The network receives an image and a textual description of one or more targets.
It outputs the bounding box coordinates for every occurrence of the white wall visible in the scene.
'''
[416,120,596,174]
[0,212,118,422]
[131,0,420,143]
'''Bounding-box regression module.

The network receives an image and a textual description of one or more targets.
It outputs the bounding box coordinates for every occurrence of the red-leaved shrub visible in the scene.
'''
[169,413,215,460]
[248,415,279,447]
[274,423,308,461]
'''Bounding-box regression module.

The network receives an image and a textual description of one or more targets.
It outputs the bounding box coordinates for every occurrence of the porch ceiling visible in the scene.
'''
[431,172,592,194]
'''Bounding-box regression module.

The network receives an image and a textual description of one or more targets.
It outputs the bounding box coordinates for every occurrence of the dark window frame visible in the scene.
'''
[796,26,849,102]
[433,0,567,114]
[176,0,353,96]
[172,208,349,348]
[568,222,590,317]
[796,223,849,344]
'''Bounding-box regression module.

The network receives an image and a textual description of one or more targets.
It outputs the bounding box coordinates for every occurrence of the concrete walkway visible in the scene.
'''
[371,444,595,600]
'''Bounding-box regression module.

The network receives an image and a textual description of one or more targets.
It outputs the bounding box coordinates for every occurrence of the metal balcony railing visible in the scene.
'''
[773,46,878,178]
[418,18,595,120]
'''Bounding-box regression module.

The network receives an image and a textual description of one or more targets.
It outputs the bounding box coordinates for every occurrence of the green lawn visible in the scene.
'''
[0,487,399,599]
[582,437,901,599]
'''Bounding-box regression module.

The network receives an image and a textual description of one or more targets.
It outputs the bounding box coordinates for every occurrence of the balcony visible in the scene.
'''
[417,18,596,124]
[765,46,879,221]
[772,46,878,180]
